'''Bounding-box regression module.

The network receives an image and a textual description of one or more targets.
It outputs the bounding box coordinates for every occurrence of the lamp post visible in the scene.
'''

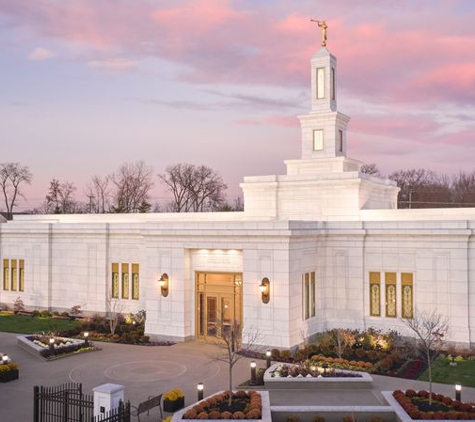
[49,337,55,352]
[197,382,204,401]
[266,350,272,369]
[250,361,257,385]
[322,363,328,376]
[455,384,462,401]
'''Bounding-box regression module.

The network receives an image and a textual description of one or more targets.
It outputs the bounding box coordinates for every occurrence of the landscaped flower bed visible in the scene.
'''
[392,389,475,419]
[182,390,262,419]
[0,362,19,382]
[17,335,97,360]
[270,363,363,378]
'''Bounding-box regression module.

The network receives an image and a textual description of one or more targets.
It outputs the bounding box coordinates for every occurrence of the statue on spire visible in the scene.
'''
[310,19,328,47]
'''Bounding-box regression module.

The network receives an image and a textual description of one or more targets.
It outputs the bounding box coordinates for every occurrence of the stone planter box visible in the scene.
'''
[164,396,185,413]
[264,363,373,389]
[172,391,271,422]
[0,369,19,383]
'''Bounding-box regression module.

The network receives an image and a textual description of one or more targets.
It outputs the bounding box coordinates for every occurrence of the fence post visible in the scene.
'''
[33,386,39,422]
[92,383,125,419]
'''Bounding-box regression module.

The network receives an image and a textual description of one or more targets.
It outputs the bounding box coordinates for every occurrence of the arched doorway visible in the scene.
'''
[195,272,242,341]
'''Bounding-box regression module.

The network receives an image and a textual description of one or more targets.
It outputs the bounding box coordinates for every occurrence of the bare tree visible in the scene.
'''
[106,294,124,335]
[85,175,112,213]
[0,163,33,219]
[331,328,355,358]
[400,309,449,404]
[111,161,153,213]
[159,163,227,212]
[212,321,261,405]
[451,171,475,206]
[45,179,78,213]
[361,163,382,177]
[389,169,451,209]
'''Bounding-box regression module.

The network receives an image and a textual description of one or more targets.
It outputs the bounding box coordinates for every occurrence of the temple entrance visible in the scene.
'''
[195,272,242,342]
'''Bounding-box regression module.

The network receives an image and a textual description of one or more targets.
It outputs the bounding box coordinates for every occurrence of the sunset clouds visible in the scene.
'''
[1,0,475,210]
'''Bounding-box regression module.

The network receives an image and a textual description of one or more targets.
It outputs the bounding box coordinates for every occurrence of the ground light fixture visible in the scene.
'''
[322,363,329,376]
[49,337,55,351]
[2,355,8,364]
[266,350,272,369]
[250,361,257,385]
[455,383,462,401]
[259,277,270,304]
[84,331,89,346]
[158,273,169,297]
[197,382,204,401]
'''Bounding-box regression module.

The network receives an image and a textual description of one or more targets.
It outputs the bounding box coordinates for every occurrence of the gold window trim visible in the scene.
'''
[369,271,381,316]
[131,263,139,300]
[121,263,129,299]
[385,272,397,318]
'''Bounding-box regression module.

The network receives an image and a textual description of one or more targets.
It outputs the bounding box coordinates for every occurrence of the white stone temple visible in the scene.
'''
[1,44,474,348]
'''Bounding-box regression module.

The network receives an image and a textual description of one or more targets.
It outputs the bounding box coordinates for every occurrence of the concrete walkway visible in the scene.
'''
[1,331,474,421]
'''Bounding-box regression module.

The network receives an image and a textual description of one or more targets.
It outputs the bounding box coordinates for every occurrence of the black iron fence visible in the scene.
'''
[33,383,130,422]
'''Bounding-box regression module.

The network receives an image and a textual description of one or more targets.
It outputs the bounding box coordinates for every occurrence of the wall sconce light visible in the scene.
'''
[455,383,462,401]
[259,277,270,304]
[158,273,169,297]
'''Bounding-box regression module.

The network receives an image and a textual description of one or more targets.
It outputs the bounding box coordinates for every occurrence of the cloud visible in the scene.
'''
[27,47,56,61]
[87,58,137,72]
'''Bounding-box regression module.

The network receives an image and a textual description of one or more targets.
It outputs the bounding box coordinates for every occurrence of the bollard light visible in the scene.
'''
[322,363,328,376]
[250,361,257,385]
[84,331,89,346]
[197,382,204,401]
[265,350,272,369]
[2,355,9,364]
[455,384,462,401]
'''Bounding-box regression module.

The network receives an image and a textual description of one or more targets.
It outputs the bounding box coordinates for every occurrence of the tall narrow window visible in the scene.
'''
[316,67,325,99]
[11,259,17,291]
[303,273,309,320]
[310,272,316,318]
[313,130,324,151]
[131,263,139,300]
[401,273,413,318]
[385,272,397,317]
[369,272,381,316]
[3,259,9,291]
[338,130,343,152]
[111,263,119,298]
[303,271,316,320]
[121,263,129,299]
[19,260,25,292]
[331,67,335,100]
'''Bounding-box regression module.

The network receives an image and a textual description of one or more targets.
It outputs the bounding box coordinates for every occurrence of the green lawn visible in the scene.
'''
[419,357,475,387]
[0,313,83,334]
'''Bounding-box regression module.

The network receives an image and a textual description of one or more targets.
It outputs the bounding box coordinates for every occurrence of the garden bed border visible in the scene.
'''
[17,334,91,360]
[171,391,271,422]
[381,391,463,422]
[264,363,373,389]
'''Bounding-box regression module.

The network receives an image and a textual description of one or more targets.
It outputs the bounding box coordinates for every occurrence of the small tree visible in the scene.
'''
[212,321,261,405]
[106,294,124,334]
[400,309,449,404]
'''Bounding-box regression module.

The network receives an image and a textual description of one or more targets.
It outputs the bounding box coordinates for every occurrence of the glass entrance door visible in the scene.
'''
[196,272,242,341]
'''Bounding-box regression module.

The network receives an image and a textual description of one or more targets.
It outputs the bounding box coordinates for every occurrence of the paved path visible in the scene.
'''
[1,331,474,421]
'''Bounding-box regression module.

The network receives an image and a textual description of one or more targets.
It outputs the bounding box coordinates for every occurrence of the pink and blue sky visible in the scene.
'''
[1,0,475,211]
